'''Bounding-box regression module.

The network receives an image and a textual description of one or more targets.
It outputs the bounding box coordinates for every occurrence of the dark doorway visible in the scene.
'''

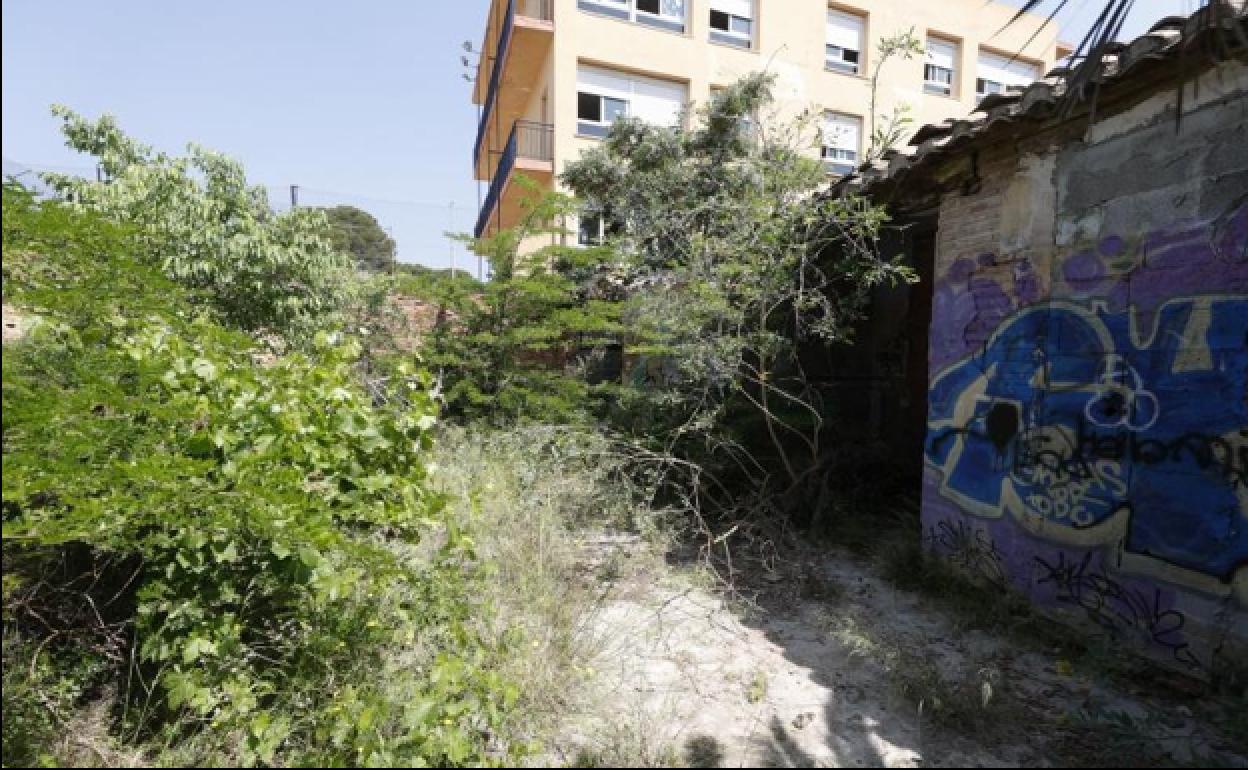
[796,215,937,480]
[900,226,936,472]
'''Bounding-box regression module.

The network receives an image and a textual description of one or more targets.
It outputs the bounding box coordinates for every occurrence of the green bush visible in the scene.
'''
[2,184,523,766]
[426,186,623,426]
[394,263,484,299]
[39,107,354,345]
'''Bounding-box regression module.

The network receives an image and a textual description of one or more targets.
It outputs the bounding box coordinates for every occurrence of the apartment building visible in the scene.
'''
[470,0,1069,241]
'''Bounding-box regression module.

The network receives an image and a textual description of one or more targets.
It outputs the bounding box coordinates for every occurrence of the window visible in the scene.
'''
[577,92,601,122]
[822,112,861,175]
[976,50,1041,98]
[976,78,1003,97]
[577,91,629,125]
[578,212,605,246]
[710,85,759,141]
[709,0,754,49]
[578,0,629,19]
[924,37,958,96]
[578,0,686,33]
[577,208,623,246]
[634,0,685,31]
[577,65,686,138]
[826,9,864,74]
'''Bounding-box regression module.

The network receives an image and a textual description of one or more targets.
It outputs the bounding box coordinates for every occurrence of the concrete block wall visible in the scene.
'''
[920,62,1248,676]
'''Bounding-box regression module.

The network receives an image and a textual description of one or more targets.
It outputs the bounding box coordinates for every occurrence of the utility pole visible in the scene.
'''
[289,184,300,209]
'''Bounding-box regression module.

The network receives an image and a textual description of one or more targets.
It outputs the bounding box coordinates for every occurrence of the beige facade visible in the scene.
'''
[471,0,1067,242]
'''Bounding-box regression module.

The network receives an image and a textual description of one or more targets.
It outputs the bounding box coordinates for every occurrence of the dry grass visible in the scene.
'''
[429,424,676,758]
[567,704,685,768]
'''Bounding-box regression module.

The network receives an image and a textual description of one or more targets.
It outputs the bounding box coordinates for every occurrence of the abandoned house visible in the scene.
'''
[850,8,1247,676]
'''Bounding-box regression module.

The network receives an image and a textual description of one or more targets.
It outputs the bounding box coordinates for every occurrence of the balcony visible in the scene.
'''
[473,0,554,181]
[475,120,555,239]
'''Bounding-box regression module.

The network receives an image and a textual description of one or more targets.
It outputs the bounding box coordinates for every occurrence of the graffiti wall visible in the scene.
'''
[920,73,1248,674]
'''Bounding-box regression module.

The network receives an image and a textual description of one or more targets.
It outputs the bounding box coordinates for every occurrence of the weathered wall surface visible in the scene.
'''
[921,62,1248,675]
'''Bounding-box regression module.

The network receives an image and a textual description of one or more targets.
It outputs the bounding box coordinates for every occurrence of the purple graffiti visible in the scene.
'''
[1062,248,1104,284]
[923,202,1248,671]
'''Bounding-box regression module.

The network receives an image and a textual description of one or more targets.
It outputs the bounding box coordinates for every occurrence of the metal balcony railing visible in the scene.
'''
[473,0,554,172]
[475,120,554,238]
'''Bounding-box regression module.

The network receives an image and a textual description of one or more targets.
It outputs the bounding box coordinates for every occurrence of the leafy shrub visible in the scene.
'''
[40,107,354,344]
[1,184,522,766]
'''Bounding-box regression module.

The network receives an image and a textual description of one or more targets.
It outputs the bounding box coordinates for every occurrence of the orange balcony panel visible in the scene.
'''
[475,121,555,239]
[473,4,554,181]
[483,166,555,240]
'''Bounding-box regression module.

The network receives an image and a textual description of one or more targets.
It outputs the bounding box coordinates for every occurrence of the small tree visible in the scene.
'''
[562,74,912,491]
[426,179,623,425]
[867,29,925,162]
[321,205,397,272]
[41,107,353,344]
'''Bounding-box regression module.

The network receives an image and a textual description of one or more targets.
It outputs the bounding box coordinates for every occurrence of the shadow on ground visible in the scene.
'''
[556,527,1246,768]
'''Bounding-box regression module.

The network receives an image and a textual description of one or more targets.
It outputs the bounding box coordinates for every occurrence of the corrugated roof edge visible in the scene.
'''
[836,2,1248,197]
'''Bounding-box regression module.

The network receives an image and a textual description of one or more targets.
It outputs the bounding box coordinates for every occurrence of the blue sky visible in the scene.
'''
[2,0,1194,272]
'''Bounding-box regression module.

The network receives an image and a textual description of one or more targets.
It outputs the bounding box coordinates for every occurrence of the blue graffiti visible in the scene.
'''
[926,298,1248,582]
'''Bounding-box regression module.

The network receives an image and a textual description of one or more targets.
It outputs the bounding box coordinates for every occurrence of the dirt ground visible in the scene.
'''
[3,303,28,344]
[548,535,1247,768]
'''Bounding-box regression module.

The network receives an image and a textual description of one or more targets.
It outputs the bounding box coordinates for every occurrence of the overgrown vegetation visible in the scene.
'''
[9,67,1236,768]
[0,174,525,765]
[41,107,355,347]
[0,103,682,762]
[561,73,911,498]
[420,75,911,538]
[422,184,623,425]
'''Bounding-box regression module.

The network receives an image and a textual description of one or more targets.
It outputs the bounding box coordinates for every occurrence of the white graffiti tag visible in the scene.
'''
[1083,355,1160,432]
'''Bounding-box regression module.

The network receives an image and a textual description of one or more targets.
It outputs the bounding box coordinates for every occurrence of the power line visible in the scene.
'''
[9,159,485,277]
[270,184,464,209]
[12,162,468,212]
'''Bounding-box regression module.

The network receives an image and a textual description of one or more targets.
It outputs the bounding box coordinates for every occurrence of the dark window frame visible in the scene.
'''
[924,63,954,95]
[577,91,602,122]
[709,7,753,48]
[826,44,861,74]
